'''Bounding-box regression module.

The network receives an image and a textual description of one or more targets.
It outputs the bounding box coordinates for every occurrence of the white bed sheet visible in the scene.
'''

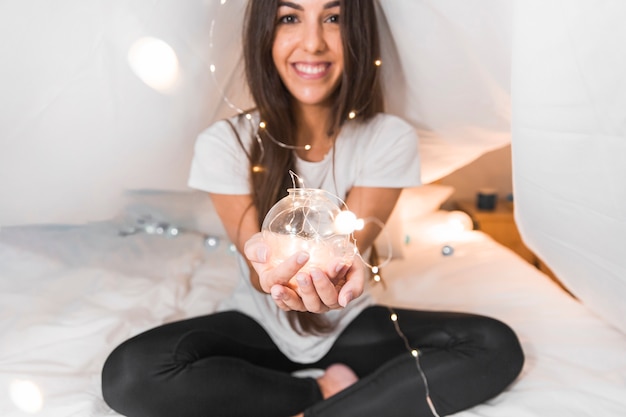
[1,212,625,416]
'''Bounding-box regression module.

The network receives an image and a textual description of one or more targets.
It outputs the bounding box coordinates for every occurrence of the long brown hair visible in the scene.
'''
[240,0,384,334]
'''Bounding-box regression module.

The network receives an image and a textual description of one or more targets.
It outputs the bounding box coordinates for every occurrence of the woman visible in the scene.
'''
[101,1,524,416]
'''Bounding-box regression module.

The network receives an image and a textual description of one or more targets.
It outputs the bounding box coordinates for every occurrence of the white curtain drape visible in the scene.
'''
[512,0,626,334]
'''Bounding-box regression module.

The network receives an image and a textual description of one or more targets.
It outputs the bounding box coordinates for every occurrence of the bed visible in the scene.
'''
[2,187,625,417]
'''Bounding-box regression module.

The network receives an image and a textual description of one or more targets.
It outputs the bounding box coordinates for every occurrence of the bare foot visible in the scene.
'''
[291,365,358,416]
[316,363,359,399]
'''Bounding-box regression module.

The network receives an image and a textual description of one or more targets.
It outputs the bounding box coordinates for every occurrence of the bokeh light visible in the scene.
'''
[9,379,43,414]
[128,36,180,93]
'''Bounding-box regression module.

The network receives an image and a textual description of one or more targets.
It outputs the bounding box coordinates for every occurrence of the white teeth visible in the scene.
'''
[295,63,327,75]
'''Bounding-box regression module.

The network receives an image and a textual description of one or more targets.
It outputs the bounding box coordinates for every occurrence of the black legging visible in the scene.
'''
[101,305,524,417]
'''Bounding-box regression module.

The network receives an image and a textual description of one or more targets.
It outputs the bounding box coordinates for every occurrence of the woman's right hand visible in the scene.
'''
[244,232,309,293]
[243,233,363,313]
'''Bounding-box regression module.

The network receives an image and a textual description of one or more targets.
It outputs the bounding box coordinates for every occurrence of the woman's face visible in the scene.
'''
[272,0,344,109]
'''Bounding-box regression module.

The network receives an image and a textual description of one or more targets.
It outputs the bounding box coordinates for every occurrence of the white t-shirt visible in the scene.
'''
[188,112,420,363]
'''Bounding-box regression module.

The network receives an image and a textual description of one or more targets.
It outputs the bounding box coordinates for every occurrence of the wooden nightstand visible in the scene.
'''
[455,199,536,264]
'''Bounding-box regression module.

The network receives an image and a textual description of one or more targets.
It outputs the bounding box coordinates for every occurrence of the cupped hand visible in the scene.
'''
[244,232,309,293]
[243,233,365,313]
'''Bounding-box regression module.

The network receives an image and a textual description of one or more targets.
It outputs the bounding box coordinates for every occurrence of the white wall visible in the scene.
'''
[0,0,248,226]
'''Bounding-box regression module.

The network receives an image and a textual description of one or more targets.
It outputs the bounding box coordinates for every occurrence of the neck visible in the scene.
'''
[294,103,334,143]
[293,104,336,162]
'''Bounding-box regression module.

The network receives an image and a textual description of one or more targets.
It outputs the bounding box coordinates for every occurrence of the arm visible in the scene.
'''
[208,193,261,290]
[209,192,311,294]
[344,186,403,255]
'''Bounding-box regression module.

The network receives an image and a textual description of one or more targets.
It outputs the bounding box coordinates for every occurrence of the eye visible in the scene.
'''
[325,14,340,24]
[278,14,298,24]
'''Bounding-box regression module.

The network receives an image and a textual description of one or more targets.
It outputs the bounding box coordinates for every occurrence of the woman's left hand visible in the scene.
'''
[287,257,365,313]
[244,233,365,313]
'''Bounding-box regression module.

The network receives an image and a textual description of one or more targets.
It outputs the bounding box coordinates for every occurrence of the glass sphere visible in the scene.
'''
[261,188,356,272]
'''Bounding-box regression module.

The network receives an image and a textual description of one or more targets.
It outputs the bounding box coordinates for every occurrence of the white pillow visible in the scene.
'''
[374,184,455,261]
[118,190,227,238]
[396,184,455,222]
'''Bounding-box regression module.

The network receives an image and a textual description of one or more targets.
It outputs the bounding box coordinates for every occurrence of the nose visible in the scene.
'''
[301,20,326,53]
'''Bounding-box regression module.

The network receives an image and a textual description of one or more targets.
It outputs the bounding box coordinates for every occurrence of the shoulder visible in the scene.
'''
[194,113,258,158]
[360,113,417,136]
[345,113,418,147]
[188,113,255,194]
[198,113,254,143]
[344,113,418,153]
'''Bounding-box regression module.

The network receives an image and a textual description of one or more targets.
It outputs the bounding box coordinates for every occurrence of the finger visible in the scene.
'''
[243,233,268,263]
[337,287,354,308]
[271,251,310,281]
[271,284,306,312]
[310,268,341,309]
[269,285,294,311]
[338,259,366,307]
[338,274,364,307]
[258,251,310,293]
[329,263,350,289]
[296,272,328,313]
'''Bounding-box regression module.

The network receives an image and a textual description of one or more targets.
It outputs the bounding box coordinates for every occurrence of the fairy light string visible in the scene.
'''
[208,8,438,416]
[388,307,441,417]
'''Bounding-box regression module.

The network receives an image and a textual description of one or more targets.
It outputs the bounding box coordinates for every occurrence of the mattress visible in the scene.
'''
[1,191,625,417]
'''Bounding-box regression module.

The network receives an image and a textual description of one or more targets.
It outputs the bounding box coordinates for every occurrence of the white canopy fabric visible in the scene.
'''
[0,0,512,225]
[512,0,626,335]
[0,0,624,333]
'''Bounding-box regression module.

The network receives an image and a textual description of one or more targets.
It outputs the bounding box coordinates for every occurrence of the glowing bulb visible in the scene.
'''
[245,113,252,120]
[371,266,379,274]
[128,37,180,93]
[348,111,357,119]
[304,144,312,151]
[10,380,43,414]
[262,188,356,273]
[252,165,264,173]
[374,59,382,66]
[334,211,363,234]
[210,64,216,73]
[411,349,419,357]
[373,274,381,282]
[390,313,398,322]
[259,121,266,129]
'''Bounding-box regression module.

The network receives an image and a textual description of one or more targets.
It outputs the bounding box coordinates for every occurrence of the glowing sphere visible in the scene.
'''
[128,37,179,92]
[10,379,43,413]
[262,188,356,272]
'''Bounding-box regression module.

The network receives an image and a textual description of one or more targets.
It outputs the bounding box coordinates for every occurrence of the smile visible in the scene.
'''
[293,62,331,78]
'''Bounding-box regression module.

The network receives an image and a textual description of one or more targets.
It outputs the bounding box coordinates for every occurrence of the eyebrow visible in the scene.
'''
[278,1,340,11]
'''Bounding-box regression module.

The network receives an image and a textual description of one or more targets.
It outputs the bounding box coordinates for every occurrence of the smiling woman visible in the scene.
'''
[3,0,625,416]
[101,1,523,417]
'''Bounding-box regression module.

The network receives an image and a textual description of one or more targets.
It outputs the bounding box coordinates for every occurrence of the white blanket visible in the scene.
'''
[1,205,625,416]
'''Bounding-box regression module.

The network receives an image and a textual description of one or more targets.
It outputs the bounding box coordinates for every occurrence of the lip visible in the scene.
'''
[291,62,331,79]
